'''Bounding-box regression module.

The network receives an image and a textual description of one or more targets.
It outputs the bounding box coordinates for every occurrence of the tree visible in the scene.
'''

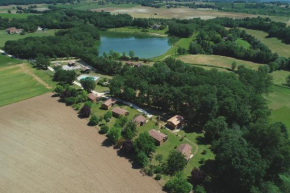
[123,122,137,139]
[89,114,99,126]
[115,116,128,128]
[286,75,290,87]
[164,173,193,193]
[106,126,121,144]
[191,168,205,185]
[35,54,50,69]
[79,105,91,118]
[231,61,237,70]
[134,132,156,156]
[155,154,163,165]
[54,69,76,84]
[129,50,135,58]
[54,85,64,95]
[7,10,11,13]
[121,139,134,153]
[80,77,96,92]
[100,125,109,134]
[204,116,228,142]
[104,111,112,122]
[164,150,187,175]
[136,151,149,167]
[194,185,206,193]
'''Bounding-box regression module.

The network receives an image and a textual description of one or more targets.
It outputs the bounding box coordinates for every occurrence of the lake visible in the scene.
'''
[97,31,177,58]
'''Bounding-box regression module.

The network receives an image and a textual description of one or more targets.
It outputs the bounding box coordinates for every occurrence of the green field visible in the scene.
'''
[57,2,137,10]
[0,29,57,48]
[0,13,37,19]
[236,38,251,48]
[272,70,290,86]
[0,66,49,107]
[241,28,290,58]
[0,55,21,67]
[109,26,168,36]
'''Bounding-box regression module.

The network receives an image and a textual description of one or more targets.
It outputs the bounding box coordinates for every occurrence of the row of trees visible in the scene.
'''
[108,58,290,192]
[0,0,74,5]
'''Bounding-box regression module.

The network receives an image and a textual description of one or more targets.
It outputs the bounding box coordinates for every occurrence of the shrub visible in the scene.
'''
[89,115,99,126]
[164,173,193,193]
[72,103,81,110]
[194,185,206,193]
[136,151,149,167]
[121,139,134,153]
[104,111,112,122]
[79,105,91,118]
[80,77,96,92]
[155,174,162,181]
[100,125,109,134]
[154,166,162,174]
[84,101,93,108]
[65,97,76,106]
[106,126,121,144]
[54,85,64,95]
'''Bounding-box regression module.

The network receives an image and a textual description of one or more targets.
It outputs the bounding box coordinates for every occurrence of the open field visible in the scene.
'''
[241,28,290,58]
[177,54,263,70]
[236,38,251,49]
[0,29,57,48]
[93,6,259,20]
[0,64,49,107]
[0,93,164,193]
[0,55,21,67]
[57,2,138,10]
[272,70,290,86]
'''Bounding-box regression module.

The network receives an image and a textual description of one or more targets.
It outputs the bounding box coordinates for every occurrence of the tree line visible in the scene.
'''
[0,0,74,6]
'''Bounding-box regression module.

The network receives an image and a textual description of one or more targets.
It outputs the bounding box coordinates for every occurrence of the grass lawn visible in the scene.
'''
[0,29,57,48]
[236,38,251,48]
[0,13,37,19]
[109,26,168,36]
[271,70,290,86]
[0,55,22,67]
[0,66,49,107]
[241,28,290,58]
[177,54,263,70]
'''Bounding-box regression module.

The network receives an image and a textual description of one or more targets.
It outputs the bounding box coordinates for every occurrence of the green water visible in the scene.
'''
[97,31,177,59]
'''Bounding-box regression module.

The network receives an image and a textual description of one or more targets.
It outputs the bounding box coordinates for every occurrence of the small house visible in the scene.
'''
[68,61,76,67]
[152,24,161,30]
[132,115,147,126]
[87,93,98,103]
[176,144,192,161]
[134,63,142,68]
[102,98,116,110]
[149,129,168,146]
[6,27,22,34]
[37,26,43,31]
[167,115,184,130]
[81,67,91,73]
[112,107,129,117]
[125,61,134,66]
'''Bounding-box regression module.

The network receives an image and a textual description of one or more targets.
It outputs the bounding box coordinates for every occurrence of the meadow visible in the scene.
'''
[0,29,57,48]
[241,28,290,58]
[0,54,21,67]
[57,2,138,10]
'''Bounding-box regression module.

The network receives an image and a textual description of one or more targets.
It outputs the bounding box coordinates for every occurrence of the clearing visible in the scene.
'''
[241,28,290,58]
[0,93,164,193]
[177,54,263,70]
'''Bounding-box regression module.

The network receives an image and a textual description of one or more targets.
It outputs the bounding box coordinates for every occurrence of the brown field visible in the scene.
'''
[0,93,163,193]
[93,6,258,19]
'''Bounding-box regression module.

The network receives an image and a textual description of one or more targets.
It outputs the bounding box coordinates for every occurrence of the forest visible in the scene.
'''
[108,58,290,193]
[0,0,74,5]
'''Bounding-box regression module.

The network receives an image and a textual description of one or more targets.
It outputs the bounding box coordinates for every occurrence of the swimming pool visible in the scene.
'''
[77,75,99,81]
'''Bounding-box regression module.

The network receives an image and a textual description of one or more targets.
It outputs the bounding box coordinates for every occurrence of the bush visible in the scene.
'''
[146,167,154,176]
[106,126,121,144]
[54,85,64,95]
[89,115,99,126]
[155,174,162,181]
[80,77,96,92]
[136,151,149,167]
[194,185,206,193]
[104,111,112,122]
[115,116,128,127]
[154,166,162,174]
[79,105,91,118]
[164,173,193,193]
[65,97,76,105]
[72,103,81,110]
[84,101,93,108]
[100,125,109,134]
[199,158,205,164]
[121,139,134,153]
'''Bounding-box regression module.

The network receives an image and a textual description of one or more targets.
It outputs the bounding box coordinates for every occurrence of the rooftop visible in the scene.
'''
[149,129,167,142]
[176,144,192,160]
[167,115,184,126]
[102,98,116,106]
[112,107,128,115]
[132,115,146,123]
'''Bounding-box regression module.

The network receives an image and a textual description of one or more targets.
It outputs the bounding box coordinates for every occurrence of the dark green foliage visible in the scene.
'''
[35,54,50,70]
[64,96,76,106]
[89,115,99,126]
[106,126,121,144]
[155,154,163,164]
[164,150,187,175]
[100,125,109,134]
[155,174,162,181]
[54,85,64,95]
[154,166,162,174]
[115,116,128,128]
[84,101,93,108]
[204,117,228,141]
[80,77,96,92]
[104,111,112,122]
[287,75,290,87]
[136,151,149,167]
[134,132,156,156]
[54,69,76,85]
[194,185,206,193]
[164,173,193,193]
[122,122,137,139]
[0,0,73,6]
[191,168,205,186]
[121,139,134,153]
[79,105,91,118]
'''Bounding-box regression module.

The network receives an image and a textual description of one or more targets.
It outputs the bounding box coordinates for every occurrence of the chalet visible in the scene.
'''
[102,98,116,110]
[132,115,147,126]
[81,67,91,73]
[167,115,184,130]
[6,27,22,34]
[149,129,168,146]
[68,61,76,66]
[112,107,129,117]
[176,144,192,161]
[125,61,134,66]
[87,93,98,103]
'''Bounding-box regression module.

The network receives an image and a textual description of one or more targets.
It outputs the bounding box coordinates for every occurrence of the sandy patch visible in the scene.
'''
[0,93,163,193]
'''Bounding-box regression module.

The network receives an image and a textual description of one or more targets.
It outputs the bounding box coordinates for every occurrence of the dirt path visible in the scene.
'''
[0,93,164,193]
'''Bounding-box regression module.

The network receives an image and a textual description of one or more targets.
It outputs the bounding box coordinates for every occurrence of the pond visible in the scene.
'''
[97,31,177,59]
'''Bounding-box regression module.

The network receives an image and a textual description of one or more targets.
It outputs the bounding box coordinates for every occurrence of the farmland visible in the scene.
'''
[0,93,163,193]
[241,28,290,58]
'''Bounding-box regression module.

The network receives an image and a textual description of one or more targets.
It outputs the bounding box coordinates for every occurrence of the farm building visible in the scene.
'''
[112,107,129,117]
[6,27,22,34]
[167,115,184,130]
[87,93,98,103]
[176,144,192,161]
[102,98,116,110]
[132,115,147,126]
[149,129,168,146]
